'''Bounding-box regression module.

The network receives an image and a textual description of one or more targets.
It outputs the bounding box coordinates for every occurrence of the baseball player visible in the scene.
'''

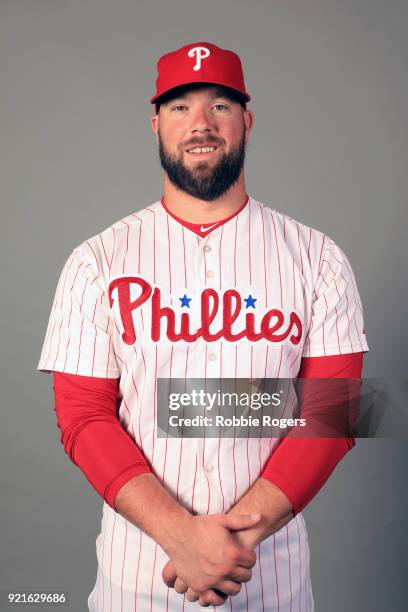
[37,41,369,611]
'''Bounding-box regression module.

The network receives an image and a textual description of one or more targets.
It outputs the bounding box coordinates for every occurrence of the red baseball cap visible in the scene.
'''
[150,41,251,105]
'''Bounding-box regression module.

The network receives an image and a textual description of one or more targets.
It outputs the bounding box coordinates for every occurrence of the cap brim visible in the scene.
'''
[150,81,251,104]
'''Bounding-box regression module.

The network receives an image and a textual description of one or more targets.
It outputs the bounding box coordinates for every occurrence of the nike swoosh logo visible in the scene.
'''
[200,223,219,233]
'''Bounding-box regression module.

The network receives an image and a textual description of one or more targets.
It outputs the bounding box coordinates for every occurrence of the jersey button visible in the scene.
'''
[208,352,217,361]
[206,270,214,279]
[203,245,212,253]
[206,464,214,473]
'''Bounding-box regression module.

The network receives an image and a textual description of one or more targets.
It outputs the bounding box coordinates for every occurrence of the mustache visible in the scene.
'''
[182,138,223,149]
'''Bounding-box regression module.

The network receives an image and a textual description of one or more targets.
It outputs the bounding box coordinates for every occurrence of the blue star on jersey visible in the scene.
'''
[179,294,192,308]
[244,295,257,308]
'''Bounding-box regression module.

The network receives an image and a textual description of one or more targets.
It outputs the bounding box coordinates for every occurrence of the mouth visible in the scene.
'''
[185,145,220,157]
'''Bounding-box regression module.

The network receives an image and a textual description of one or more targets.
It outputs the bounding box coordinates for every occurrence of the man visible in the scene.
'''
[38,42,369,611]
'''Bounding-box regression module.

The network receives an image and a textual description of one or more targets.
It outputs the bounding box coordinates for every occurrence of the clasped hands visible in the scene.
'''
[161,512,262,607]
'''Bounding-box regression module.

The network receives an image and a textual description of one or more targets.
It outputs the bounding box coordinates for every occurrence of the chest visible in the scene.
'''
[106,225,314,379]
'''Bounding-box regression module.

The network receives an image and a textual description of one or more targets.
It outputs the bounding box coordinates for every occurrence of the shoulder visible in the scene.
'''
[85,200,161,248]
[251,197,346,268]
[251,197,324,241]
[68,200,162,274]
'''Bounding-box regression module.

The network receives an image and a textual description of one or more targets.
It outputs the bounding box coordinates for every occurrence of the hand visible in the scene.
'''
[162,514,261,606]
[162,560,230,606]
[163,514,261,605]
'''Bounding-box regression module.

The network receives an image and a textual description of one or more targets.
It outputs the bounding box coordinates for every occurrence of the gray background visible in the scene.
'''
[1,0,407,610]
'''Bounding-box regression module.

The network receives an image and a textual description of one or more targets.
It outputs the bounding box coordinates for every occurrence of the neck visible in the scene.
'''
[161,172,248,223]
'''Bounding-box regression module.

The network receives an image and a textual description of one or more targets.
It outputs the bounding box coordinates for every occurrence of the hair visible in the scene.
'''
[154,82,247,114]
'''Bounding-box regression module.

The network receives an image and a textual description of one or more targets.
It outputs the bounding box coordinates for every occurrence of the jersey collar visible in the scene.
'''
[160,195,250,238]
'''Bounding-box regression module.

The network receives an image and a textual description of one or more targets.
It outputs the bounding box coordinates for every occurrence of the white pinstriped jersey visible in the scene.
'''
[37,195,368,611]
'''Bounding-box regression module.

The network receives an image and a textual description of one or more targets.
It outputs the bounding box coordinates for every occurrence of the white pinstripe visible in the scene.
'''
[38,196,368,611]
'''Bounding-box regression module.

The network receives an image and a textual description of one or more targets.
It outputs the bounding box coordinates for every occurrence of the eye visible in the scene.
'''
[213,103,228,111]
[172,104,187,111]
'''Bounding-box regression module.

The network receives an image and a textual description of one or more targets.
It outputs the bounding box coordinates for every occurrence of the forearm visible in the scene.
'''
[259,352,363,516]
[53,371,194,555]
[227,477,294,548]
[53,371,153,508]
[114,472,193,554]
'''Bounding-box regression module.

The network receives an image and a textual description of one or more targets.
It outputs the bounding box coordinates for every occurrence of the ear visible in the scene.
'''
[243,109,254,144]
[150,114,159,144]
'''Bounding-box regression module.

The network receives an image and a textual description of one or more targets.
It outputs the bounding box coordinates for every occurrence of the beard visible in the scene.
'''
[158,127,246,201]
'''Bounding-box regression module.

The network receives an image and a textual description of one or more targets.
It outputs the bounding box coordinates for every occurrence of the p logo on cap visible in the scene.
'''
[150,41,251,104]
[187,46,211,71]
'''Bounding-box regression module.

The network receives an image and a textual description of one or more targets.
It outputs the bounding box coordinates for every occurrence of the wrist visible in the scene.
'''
[160,511,194,556]
[227,478,294,544]
[114,473,193,553]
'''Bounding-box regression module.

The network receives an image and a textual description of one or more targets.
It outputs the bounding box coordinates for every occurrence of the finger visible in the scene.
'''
[212,580,242,597]
[229,546,257,569]
[162,561,177,587]
[199,589,229,607]
[174,577,188,594]
[216,513,261,531]
[185,587,200,602]
[227,567,252,583]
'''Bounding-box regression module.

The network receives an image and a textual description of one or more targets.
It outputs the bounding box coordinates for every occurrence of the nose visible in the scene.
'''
[190,106,215,134]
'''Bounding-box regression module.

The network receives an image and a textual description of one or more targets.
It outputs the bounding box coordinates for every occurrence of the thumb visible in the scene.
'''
[162,559,178,587]
[216,513,262,531]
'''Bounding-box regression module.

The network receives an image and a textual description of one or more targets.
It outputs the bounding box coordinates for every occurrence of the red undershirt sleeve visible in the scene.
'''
[260,352,363,515]
[52,354,363,514]
[52,371,153,509]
